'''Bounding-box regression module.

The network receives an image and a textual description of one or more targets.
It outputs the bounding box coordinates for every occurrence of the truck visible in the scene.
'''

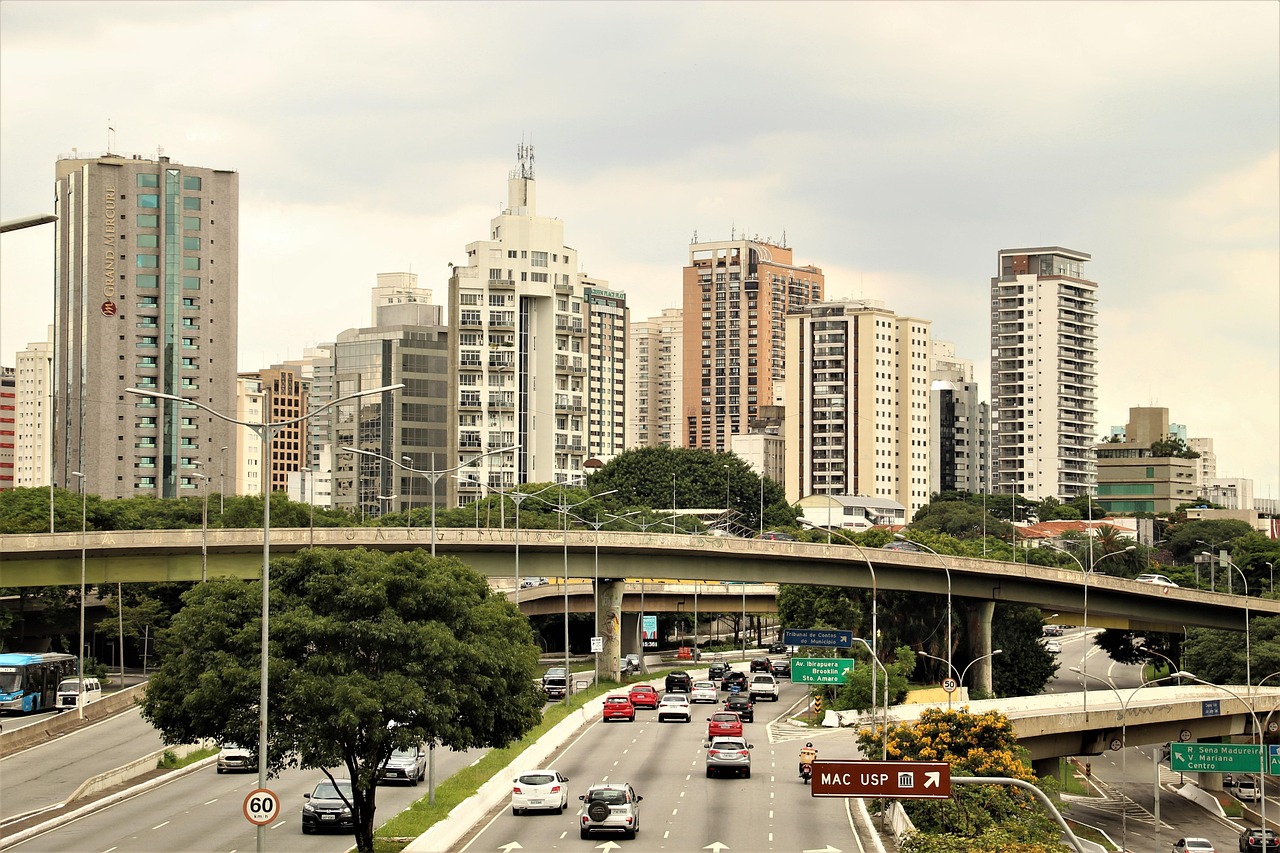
[542,667,568,700]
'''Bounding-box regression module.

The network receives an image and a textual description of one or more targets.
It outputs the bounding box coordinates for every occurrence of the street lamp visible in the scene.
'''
[342,445,518,558]
[605,512,675,667]
[1068,666,1182,852]
[919,649,1003,694]
[509,482,561,604]
[72,471,86,721]
[895,534,953,707]
[192,472,210,582]
[724,463,731,512]
[758,476,765,538]
[219,445,228,515]
[1201,552,1252,689]
[376,494,396,522]
[128,381,403,853]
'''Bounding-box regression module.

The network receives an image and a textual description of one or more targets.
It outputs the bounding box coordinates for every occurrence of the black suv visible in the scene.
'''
[542,667,567,700]
[749,657,770,673]
[708,661,728,681]
[1241,828,1280,851]
[723,693,754,722]
[721,671,748,693]
[665,671,693,693]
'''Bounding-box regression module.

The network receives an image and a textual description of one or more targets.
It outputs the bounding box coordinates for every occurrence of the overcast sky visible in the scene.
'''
[2,1,1277,496]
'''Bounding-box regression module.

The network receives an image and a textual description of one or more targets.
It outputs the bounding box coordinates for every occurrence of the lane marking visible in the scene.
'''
[152,821,170,830]
[204,799,218,805]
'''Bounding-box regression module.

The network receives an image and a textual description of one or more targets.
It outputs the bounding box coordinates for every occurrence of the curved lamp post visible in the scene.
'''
[1201,552,1252,690]
[72,471,86,720]
[920,649,1003,695]
[129,381,404,853]
[603,512,676,667]
[192,472,210,582]
[894,534,953,707]
[508,482,561,604]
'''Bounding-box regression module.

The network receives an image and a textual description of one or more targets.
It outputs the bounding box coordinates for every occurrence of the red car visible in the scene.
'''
[602,695,635,722]
[706,710,743,738]
[628,685,659,709]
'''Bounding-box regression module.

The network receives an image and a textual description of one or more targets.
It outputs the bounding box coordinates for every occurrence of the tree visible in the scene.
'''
[911,500,1013,540]
[989,605,1057,698]
[835,644,916,712]
[900,827,1067,853]
[1185,616,1280,684]
[140,548,544,853]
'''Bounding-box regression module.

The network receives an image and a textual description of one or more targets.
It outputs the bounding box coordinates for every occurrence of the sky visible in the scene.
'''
[1,1,1277,497]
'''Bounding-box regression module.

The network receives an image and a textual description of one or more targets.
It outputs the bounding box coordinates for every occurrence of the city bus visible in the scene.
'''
[0,652,78,714]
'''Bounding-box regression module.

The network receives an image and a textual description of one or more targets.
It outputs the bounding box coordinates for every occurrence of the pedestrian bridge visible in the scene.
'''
[2,526,1272,635]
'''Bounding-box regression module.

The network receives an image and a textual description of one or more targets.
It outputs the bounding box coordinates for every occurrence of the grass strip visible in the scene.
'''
[157,745,218,770]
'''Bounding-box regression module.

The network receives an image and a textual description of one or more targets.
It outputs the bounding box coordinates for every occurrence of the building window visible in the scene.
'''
[137,254,159,268]
[183,197,201,211]
[183,236,200,250]
[183,256,200,270]
[137,174,159,187]
[183,176,202,190]
[182,216,200,231]
[138,194,160,208]
[136,234,158,248]
[183,276,200,290]
[137,214,159,228]
[531,251,548,267]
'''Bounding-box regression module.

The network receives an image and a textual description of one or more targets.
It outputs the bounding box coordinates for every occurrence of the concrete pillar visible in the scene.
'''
[966,600,996,696]
[600,581,625,682]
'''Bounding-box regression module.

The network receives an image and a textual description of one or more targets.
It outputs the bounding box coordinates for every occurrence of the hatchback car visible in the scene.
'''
[377,743,427,785]
[687,678,715,700]
[705,736,753,778]
[1044,640,1062,654]
[657,693,692,722]
[708,661,728,681]
[1237,778,1260,801]
[665,670,693,693]
[1135,573,1179,587]
[602,695,636,722]
[707,711,743,738]
[750,657,770,673]
[1240,828,1280,851]
[301,778,354,834]
[628,684,659,709]
[216,743,253,774]
[1172,839,1216,853]
[511,769,569,815]
[723,693,754,722]
[578,782,642,839]
[721,670,749,693]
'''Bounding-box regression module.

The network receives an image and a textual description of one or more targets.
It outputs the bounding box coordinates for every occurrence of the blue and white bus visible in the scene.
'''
[0,653,78,714]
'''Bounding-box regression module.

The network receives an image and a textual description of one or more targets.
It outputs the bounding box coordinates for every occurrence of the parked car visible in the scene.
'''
[301,778,354,834]
[1240,828,1280,851]
[1172,839,1216,853]
[770,658,791,678]
[750,657,770,673]
[511,769,569,815]
[704,736,753,778]
[578,782,642,840]
[1237,778,1260,801]
[759,531,796,541]
[657,693,692,723]
[721,671,749,693]
[690,680,718,704]
[749,673,780,702]
[1136,573,1179,587]
[707,711,743,739]
[216,743,253,774]
[723,693,754,722]
[628,684,659,709]
[377,743,427,785]
[602,695,636,722]
[665,670,693,693]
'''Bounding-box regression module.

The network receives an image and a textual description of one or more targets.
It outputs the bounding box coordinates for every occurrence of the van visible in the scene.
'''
[56,677,102,711]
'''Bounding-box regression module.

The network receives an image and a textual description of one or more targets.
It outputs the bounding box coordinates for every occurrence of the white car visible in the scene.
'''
[1236,778,1260,801]
[216,743,253,773]
[748,674,779,702]
[1044,640,1061,653]
[1135,573,1179,587]
[690,681,718,704]
[1172,838,1216,853]
[511,769,569,815]
[657,693,692,722]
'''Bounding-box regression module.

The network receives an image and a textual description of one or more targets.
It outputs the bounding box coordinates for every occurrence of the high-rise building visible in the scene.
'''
[14,329,54,487]
[989,247,1096,501]
[681,237,823,452]
[53,152,238,498]
[1188,436,1218,491]
[783,299,932,516]
[371,271,432,323]
[446,145,621,487]
[626,308,683,448]
[235,375,265,495]
[237,365,310,495]
[0,367,14,491]
[929,340,986,495]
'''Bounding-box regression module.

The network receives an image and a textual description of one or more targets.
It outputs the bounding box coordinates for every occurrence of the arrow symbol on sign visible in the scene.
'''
[924,771,941,789]
[704,844,731,852]
[498,845,523,853]
[802,846,843,853]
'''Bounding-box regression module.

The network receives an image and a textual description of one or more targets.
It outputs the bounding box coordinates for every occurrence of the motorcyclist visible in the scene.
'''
[799,742,818,778]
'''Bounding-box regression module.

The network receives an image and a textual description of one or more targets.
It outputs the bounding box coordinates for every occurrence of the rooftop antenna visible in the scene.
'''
[107,119,116,154]
[781,229,787,248]
[691,229,698,244]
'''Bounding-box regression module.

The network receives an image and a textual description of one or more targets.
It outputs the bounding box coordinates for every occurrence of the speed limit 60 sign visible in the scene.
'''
[244,788,280,826]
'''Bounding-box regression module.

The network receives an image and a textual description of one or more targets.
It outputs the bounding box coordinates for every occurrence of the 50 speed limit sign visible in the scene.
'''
[941,677,958,694]
[243,788,281,826]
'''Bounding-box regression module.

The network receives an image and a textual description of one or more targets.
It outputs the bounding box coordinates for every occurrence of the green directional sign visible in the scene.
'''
[1170,742,1265,773]
[791,657,854,685]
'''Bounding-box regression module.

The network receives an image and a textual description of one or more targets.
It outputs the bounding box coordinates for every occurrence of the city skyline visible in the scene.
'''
[1,1,1276,495]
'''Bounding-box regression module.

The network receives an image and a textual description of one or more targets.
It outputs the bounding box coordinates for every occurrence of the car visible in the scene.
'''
[1042,624,1065,636]
[603,695,636,722]
[623,653,642,672]
[749,673,780,702]
[511,769,569,815]
[1136,573,1179,587]
[55,677,102,711]
[690,680,718,703]
[657,693,692,722]
[705,736,753,778]
[628,684,659,709]
[750,657,771,673]
[721,671,749,693]
[378,742,427,785]
[759,531,796,541]
[1173,839,1216,853]
[1240,828,1280,851]
[707,710,743,738]
[1236,778,1260,801]
[519,576,544,588]
[301,777,354,834]
[578,782,642,840]
[216,743,253,774]
[543,667,568,700]
[708,661,728,681]
[1224,773,1235,787]
[665,670,693,693]
[770,658,791,678]
[881,539,922,552]
[768,641,788,654]
[1044,640,1062,654]
[723,693,754,722]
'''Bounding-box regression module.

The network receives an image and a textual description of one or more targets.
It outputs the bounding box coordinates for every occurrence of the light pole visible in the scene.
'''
[342,445,517,558]
[1197,539,1231,593]
[508,482,560,604]
[724,463,731,512]
[192,472,210,582]
[377,494,396,521]
[72,470,86,721]
[307,466,316,548]
[758,475,765,537]
[1201,552,1252,689]
[550,485,618,704]
[129,381,403,853]
[671,473,677,534]
[920,649,1003,693]
[219,445,228,515]
[895,534,953,707]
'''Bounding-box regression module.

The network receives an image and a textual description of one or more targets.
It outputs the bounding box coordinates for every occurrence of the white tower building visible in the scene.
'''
[15,328,54,487]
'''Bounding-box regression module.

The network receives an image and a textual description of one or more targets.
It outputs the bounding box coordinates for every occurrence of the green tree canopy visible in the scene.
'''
[139,547,543,853]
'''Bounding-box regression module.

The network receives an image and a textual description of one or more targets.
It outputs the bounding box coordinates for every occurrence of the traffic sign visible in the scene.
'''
[941,677,958,694]
[810,759,951,799]
[243,788,280,826]
[783,628,854,649]
[590,636,603,653]
[791,657,854,684]
[1170,742,1265,773]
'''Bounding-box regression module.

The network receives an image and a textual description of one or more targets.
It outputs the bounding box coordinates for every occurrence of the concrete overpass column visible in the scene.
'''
[967,600,996,696]
[600,580,625,682]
